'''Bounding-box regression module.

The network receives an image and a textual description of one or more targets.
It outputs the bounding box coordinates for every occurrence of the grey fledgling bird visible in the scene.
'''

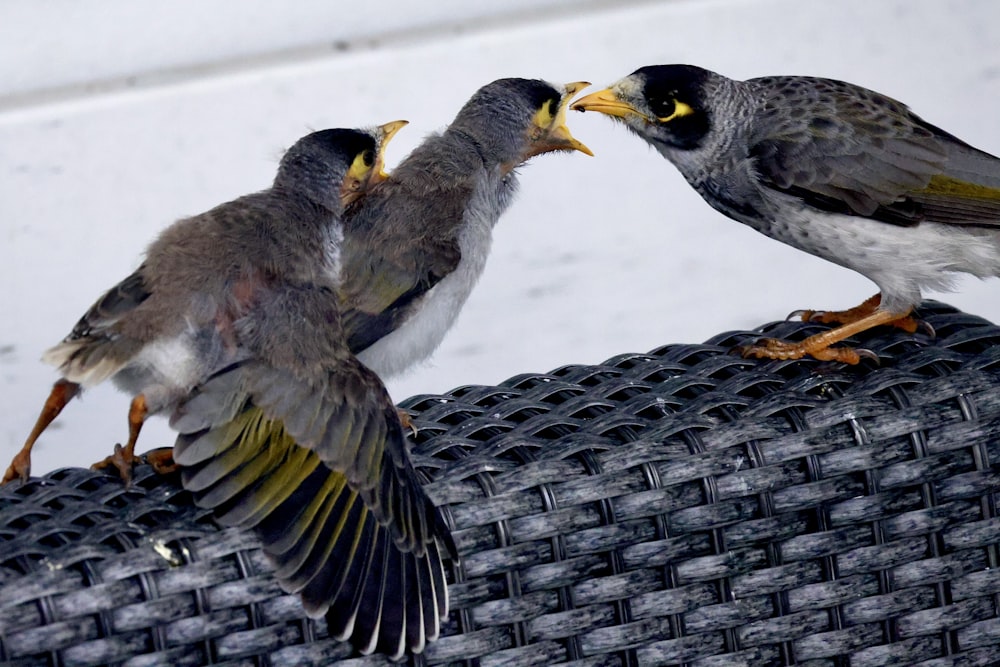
[338,78,593,378]
[4,122,405,485]
[10,124,455,658]
[573,65,1000,363]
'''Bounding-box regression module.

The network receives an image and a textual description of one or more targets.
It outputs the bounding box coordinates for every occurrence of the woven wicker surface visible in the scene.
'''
[2,300,1000,666]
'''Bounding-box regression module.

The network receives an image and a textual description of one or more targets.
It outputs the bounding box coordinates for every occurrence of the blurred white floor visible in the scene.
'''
[2,0,999,475]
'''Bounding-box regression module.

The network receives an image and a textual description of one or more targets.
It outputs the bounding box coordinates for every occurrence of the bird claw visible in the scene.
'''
[1,452,30,486]
[853,348,880,364]
[787,308,818,322]
[91,443,136,488]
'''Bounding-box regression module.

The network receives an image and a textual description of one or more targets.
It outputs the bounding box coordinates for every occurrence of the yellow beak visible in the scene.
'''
[521,81,594,161]
[554,81,595,156]
[571,88,640,119]
[563,81,591,98]
[371,119,408,185]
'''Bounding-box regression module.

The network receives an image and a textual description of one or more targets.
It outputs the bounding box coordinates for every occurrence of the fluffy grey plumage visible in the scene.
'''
[45,127,387,409]
[9,125,452,658]
[338,78,592,378]
[574,65,1000,360]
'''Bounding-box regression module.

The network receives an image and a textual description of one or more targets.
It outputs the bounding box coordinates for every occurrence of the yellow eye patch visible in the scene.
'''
[345,150,375,188]
[532,98,560,130]
[656,99,696,123]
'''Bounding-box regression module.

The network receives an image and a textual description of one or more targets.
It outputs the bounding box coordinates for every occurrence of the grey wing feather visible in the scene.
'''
[254,361,437,555]
[337,165,468,354]
[178,280,446,554]
[170,282,452,655]
[749,75,1000,227]
[68,267,152,338]
[939,139,1000,188]
[171,358,450,656]
[906,138,1000,225]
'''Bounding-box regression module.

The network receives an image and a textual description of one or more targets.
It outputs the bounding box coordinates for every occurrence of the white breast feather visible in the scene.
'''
[357,171,515,378]
[762,194,1000,312]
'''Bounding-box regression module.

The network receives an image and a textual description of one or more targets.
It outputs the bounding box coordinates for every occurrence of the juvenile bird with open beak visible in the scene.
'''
[573,65,1000,363]
[8,123,458,658]
[339,78,593,380]
[4,122,404,484]
[2,121,406,483]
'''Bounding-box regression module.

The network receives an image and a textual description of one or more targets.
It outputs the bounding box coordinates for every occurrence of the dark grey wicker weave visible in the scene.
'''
[2,301,1000,666]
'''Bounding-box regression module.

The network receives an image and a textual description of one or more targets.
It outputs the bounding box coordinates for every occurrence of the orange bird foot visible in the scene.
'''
[91,393,149,487]
[738,337,878,365]
[142,447,179,475]
[398,408,418,437]
[4,378,82,486]
[788,293,882,326]
[788,293,933,336]
[792,309,929,335]
[91,443,139,487]
[1,450,32,486]
[746,305,914,365]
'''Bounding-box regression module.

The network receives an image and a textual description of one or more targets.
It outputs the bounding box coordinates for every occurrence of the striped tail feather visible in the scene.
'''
[41,336,138,388]
[41,268,152,387]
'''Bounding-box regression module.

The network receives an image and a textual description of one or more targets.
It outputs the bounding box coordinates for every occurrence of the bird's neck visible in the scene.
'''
[395,129,502,185]
[445,120,522,168]
[272,175,341,216]
[448,128,492,166]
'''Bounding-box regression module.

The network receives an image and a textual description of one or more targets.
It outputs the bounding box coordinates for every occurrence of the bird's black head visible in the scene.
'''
[450,78,591,167]
[573,64,712,151]
[275,128,380,212]
[497,78,565,119]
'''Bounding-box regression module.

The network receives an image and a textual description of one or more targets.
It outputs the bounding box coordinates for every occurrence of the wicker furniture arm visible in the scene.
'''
[2,301,1000,666]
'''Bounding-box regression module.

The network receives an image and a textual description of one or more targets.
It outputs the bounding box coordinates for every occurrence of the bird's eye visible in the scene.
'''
[652,97,676,119]
[361,150,375,167]
[650,96,696,123]
[546,98,559,117]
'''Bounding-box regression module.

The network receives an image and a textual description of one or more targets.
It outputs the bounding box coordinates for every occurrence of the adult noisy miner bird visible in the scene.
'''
[337,77,593,378]
[4,122,404,486]
[573,65,1000,363]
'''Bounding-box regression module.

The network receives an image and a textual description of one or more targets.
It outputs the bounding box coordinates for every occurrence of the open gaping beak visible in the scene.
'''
[370,119,409,186]
[522,81,595,160]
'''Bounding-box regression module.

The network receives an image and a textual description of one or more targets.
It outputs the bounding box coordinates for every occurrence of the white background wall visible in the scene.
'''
[3,0,999,476]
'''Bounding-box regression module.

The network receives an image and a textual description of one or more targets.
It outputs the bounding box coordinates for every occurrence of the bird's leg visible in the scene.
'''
[2,379,81,485]
[741,307,914,364]
[91,393,147,486]
[791,293,925,333]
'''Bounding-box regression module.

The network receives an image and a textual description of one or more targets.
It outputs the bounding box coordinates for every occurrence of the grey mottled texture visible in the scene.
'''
[576,65,1000,313]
